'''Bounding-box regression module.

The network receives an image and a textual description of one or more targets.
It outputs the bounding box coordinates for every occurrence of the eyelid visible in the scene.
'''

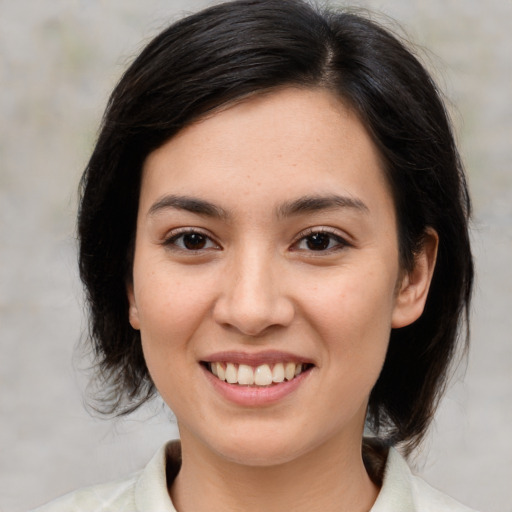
[290,226,352,252]
[162,227,221,251]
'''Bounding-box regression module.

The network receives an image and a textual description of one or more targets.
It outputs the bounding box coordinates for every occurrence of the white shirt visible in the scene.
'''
[32,441,476,511]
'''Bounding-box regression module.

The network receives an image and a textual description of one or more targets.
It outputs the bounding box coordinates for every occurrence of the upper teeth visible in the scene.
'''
[209,362,304,386]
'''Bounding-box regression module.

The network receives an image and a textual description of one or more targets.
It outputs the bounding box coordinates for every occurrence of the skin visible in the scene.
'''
[127,87,438,512]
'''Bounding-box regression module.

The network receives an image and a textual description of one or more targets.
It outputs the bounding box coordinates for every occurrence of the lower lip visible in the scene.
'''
[202,365,312,407]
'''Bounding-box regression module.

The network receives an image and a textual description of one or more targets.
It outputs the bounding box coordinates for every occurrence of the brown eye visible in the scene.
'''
[294,230,348,252]
[305,233,331,251]
[165,230,219,251]
[183,233,207,250]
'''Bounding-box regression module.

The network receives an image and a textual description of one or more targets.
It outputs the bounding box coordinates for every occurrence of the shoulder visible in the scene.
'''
[29,473,139,512]
[30,441,179,512]
[371,447,478,512]
[410,474,477,512]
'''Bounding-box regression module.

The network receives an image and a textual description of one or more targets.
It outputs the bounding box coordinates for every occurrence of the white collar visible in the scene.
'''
[133,441,473,512]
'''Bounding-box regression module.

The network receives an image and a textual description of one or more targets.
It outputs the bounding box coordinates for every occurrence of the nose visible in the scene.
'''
[212,249,295,337]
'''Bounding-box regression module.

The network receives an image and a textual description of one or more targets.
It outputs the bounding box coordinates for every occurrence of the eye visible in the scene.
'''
[293,229,349,252]
[164,230,219,251]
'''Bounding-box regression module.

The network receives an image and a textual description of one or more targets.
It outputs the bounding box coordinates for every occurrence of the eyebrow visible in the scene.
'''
[147,193,369,220]
[277,194,369,218]
[148,195,229,219]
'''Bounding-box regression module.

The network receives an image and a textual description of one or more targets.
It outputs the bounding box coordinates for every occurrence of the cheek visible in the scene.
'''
[298,266,396,377]
[301,267,396,333]
[133,270,210,406]
[133,263,221,374]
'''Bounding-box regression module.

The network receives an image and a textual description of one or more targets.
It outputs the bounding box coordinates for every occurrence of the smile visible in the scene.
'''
[206,362,313,387]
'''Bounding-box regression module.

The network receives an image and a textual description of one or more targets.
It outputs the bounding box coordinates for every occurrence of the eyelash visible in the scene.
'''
[163,228,220,252]
[163,227,349,254]
[291,227,350,253]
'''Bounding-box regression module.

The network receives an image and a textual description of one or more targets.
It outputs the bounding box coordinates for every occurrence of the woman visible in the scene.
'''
[34,0,475,510]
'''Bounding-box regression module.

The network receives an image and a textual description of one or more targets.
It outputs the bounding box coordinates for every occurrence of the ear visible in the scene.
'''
[392,228,439,329]
[127,282,141,330]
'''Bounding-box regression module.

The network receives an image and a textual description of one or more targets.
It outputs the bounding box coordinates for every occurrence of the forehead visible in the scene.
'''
[141,87,392,220]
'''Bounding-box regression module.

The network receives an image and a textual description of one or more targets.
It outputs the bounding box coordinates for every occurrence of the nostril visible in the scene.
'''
[212,293,295,336]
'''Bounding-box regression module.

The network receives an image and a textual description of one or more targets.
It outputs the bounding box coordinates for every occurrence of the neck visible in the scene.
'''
[171,434,379,512]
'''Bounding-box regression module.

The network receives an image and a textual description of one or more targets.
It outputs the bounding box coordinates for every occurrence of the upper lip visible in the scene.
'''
[201,350,315,367]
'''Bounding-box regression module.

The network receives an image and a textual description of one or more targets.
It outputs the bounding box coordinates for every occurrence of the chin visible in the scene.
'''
[203,425,324,468]
[217,441,307,468]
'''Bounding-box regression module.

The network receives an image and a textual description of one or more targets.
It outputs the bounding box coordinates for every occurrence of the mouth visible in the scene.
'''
[202,361,314,387]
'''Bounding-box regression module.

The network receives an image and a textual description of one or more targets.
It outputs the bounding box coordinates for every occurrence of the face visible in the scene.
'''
[128,87,433,467]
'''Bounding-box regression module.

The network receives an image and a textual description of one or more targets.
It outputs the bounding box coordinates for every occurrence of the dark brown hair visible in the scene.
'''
[78,0,473,453]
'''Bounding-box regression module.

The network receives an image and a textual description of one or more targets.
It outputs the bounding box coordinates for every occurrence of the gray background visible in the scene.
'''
[1,0,511,511]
